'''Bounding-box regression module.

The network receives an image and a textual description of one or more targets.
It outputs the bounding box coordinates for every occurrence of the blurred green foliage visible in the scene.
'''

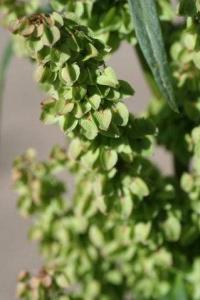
[1,0,200,299]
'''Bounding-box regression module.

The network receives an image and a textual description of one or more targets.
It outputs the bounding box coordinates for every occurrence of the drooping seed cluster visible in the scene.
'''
[12,13,136,141]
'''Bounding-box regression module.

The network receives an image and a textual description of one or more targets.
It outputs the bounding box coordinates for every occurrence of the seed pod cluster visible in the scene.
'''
[13,148,177,299]
[16,268,72,300]
[50,0,135,50]
[12,13,137,142]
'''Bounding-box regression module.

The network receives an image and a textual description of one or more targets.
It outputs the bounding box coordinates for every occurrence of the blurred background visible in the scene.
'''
[0,27,172,299]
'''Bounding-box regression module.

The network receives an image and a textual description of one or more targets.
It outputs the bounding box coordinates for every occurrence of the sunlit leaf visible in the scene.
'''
[128,0,178,112]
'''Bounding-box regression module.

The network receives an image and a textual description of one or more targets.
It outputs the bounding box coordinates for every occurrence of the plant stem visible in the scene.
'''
[0,40,13,146]
[173,155,189,179]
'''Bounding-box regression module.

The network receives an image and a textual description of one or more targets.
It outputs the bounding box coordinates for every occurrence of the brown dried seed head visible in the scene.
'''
[42,275,53,288]
[29,14,47,26]
[17,270,30,281]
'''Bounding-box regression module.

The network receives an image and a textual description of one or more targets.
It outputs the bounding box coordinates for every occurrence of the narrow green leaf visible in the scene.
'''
[0,40,13,140]
[128,0,178,112]
[0,41,13,92]
[171,275,188,300]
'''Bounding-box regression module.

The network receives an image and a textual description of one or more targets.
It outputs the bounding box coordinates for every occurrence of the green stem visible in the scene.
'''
[135,39,190,179]
[173,155,189,179]
[0,40,13,144]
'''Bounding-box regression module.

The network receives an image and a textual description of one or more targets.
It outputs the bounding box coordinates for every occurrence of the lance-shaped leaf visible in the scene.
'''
[128,0,178,112]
